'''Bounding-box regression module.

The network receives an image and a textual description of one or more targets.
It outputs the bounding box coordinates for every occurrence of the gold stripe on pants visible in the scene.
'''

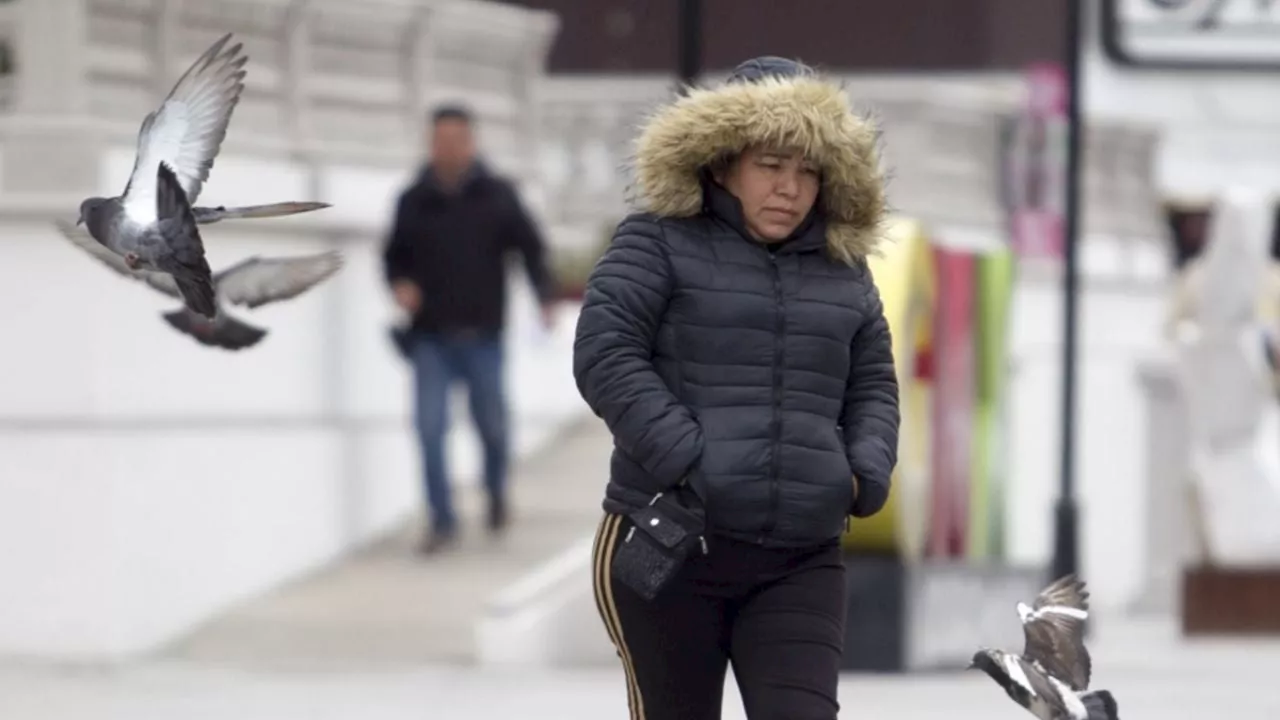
[592,513,645,720]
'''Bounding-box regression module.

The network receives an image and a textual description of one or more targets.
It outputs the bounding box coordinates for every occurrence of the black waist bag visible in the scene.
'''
[611,487,708,601]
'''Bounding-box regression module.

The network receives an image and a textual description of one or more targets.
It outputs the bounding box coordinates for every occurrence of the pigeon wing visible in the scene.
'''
[1015,656,1073,718]
[215,251,344,309]
[192,201,332,224]
[120,33,247,225]
[152,162,218,319]
[1021,574,1092,690]
[52,218,180,298]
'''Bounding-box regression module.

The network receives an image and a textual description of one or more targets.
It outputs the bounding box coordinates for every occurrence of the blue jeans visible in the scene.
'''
[412,331,509,532]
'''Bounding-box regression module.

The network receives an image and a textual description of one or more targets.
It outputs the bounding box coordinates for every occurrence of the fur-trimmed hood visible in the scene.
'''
[631,57,888,264]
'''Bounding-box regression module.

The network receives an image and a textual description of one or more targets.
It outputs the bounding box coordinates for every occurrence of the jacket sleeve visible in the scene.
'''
[842,277,901,518]
[382,193,416,286]
[573,215,704,486]
[500,182,555,304]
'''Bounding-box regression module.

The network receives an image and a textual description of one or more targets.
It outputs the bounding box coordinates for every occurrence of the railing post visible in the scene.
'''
[283,0,313,154]
[150,0,183,97]
[12,0,88,116]
[402,5,436,137]
[5,0,98,196]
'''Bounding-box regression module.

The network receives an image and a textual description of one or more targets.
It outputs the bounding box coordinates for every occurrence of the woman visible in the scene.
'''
[573,56,900,720]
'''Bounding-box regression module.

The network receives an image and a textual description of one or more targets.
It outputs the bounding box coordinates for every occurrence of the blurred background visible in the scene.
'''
[1,0,1279,718]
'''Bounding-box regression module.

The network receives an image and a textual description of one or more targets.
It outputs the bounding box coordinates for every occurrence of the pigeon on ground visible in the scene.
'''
[969,574,1120,720]
[73,32,330,319]
[55,219,343,351]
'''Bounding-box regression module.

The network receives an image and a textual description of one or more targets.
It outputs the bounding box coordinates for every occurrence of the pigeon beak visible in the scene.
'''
[75,217,84,227]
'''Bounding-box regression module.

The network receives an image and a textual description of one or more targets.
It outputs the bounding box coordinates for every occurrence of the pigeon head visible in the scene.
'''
[77,197,109,227]
[968,649,1002,676]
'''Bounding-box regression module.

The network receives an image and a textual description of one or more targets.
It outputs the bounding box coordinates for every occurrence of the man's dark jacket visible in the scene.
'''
[383,161,553,335]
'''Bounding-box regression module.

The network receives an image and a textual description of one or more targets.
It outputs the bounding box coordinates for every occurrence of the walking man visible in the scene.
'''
[383,104,555,554]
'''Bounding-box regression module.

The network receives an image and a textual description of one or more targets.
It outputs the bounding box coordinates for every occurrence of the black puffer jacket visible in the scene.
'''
[573,57,900,548]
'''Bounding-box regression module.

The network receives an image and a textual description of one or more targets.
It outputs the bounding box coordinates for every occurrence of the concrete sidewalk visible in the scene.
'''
[163,417,613,671]
[4,617,1279,720]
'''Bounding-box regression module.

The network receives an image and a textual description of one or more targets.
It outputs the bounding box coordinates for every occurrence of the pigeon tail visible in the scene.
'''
[1080,689,1119,720]
[173,275,219,320]
[192,201,331,224]
[162,310,266,350]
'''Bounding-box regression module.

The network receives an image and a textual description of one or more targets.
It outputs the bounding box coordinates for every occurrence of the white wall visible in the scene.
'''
[1004,262,1168,611]
[0,146,588,661]
[1085,0,1280,196]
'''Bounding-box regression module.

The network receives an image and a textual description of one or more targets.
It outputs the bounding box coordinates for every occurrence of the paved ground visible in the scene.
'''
[2,616,1279,719]
[6,418,1280,719]
[163,416,613,669]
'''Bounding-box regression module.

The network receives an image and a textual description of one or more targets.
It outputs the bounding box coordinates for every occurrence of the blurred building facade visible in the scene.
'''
[501,0,1066,72]
[2,0,1279,666]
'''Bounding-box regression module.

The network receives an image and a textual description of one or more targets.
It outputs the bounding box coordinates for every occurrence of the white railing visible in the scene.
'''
[0,2,1168,258]
[0,0,557,197]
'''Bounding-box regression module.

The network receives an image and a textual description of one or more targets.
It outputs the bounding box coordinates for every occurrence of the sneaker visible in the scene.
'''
[418,527,459,555]
[486,495,509,535]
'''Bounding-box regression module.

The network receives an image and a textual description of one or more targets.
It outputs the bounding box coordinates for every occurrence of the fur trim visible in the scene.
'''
[631,74,888,264]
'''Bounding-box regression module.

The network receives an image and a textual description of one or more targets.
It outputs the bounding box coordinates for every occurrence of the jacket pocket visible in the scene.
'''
[836,426,857,515]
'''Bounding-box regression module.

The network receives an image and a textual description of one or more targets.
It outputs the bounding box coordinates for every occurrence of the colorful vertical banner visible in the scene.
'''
[1004,62,1068,261]
[926,247,975,559]
[841,217,936,558]
[968,249,1015,562]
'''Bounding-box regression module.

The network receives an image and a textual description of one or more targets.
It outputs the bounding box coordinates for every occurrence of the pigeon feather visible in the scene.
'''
[53,217,343,350]
[121,32,246,226]
[215,251,344,309]
[52,219,180,298]
[152,161,217,318]
[1020,574,1092,691]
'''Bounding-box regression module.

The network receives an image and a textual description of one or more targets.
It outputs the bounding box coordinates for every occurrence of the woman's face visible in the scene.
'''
[716,146,821,242]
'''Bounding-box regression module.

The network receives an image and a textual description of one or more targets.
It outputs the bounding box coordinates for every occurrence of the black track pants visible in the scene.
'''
[592,513,847,720]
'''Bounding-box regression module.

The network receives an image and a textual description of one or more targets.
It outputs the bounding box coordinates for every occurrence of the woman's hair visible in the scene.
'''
[629,57,888,265]
[705,152,737,182]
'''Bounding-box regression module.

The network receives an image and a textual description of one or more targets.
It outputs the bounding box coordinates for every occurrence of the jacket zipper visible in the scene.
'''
[760,253,784,544]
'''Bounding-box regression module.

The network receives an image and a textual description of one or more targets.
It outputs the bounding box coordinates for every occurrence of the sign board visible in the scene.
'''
[1102,0,1280,69]
[998,63,1067,261]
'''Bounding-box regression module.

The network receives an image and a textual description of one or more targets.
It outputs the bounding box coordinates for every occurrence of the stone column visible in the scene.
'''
[150,0,184,97]
[12,0,88,115]
[402,4,436,138]
[283,0,313,149]
[514,11,558,192]
[5,0,100,195]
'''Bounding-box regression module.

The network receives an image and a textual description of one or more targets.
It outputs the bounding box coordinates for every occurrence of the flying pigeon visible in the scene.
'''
[969,574,1120,720]
[73,32,330,319]
[54,219,343,351]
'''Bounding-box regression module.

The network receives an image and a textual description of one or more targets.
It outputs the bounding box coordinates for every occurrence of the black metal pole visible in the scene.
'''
[677,0,702,86]
[1052,0,1084,584]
